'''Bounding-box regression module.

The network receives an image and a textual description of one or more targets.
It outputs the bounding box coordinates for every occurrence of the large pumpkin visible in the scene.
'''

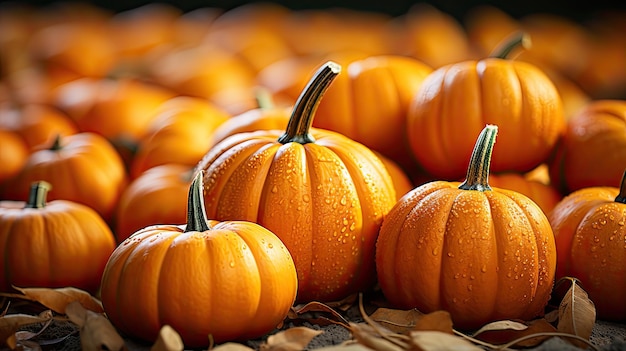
[195,61,397,303]
[549,170,626,321]
[100,171,297,347]
[376,125,557,330]
[0,181,116,293]
[407,33,565,180]
[549,99,626,193]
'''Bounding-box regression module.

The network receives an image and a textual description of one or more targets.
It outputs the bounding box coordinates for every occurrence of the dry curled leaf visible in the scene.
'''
[261,326,324,351]
[11,286,103,314]
[65,301,125,351]
[409,331,483,351]
[369,308,423,334]
[412,311,453,334]
[211,342,255,351]
[151,325,184,351]
[0,312,52,346]
[472,318,557,347]
[349,322,407,351]
[557,277,596,348]
[289,302,350,328]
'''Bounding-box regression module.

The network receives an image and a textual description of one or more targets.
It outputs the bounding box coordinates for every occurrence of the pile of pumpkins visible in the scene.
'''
[1,1,625,347]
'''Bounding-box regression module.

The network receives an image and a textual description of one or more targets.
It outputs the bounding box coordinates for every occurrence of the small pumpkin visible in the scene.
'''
[376,124,557,330]
[549,170,626,321]
[100,171,297,347]
[0,181,116,293]
[489,172,563,215]
[195,61,397,303]
[549,99,626,193]
[407,32,565,180]
[116,163,192,242]
[2,132,128,223]
[0,129,28,185]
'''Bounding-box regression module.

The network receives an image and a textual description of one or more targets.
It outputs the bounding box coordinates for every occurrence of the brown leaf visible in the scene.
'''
[556,278,596,348]
[315,343,378,351]
[472,318,557,347]
[260,326,324,351]
[12,287,103,314]
[349,322,407,351]
[151,325,184,351]
[290,302,350,328]
[212,342,256,351]
[409,331,483,351]
[412,311,453,334]
[0,313,52,346]
[65,301,126,351]
[369,308,423,334]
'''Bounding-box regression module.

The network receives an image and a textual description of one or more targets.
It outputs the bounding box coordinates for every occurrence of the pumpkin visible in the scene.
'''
[130,96,230,179]
[549,170,626,321]
[407,32,565,180]
[489,172,563,215]
[376,124,557,330]
[0,181,116,293]
[195,61,397,302]
[116,164,192,242]
[0,129,29,184]
[312,55,433,173]
[100,171,297,347]
[549,99,626,193]
[2,132,128,223]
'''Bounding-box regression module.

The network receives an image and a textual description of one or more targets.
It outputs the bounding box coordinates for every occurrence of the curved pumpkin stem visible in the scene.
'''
[24,181,52,209]
[255,86,275,110]
[185,171,211,232]
[489,31,532,59]
[277,61,341,145]
[614,171,626,204]
[458,125,498,192]
[49,134,63,151]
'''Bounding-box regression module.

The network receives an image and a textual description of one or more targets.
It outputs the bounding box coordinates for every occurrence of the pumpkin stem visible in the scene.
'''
[458,125,498,192]
[255,86,275,110]
[24,181,52,209]
[489,31,532,59]
[49,134,62,151]
[614,171,626,204]
[277,61,341,145]
[185,171,212,232]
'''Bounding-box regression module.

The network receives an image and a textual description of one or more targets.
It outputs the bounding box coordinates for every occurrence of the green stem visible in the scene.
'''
[277,61,341,145]
[488,31,531,59]
[254,86,275,110]
[615,171,626,204]
[24,181,52,209]
[50,134,62,151]
[185,171,211,232]
[458,125,498,192]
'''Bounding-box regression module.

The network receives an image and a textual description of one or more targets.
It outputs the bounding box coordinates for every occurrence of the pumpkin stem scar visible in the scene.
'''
[24,181,52,209]
[488,31,531,60]
[185,171,212,232]
[278,61,341,145]
[614,170,626,204]
[458,124,498,192]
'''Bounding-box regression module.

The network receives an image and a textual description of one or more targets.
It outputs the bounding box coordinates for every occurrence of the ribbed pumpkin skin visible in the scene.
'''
[549,184,626,321]
[197,128,396,302]
[407,58,564,180]
[100,220,297,347]
[0,184,116,293]
[489,172,562,215]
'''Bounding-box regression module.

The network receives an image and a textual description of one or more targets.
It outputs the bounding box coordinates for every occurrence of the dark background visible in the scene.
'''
[3,0,626,22]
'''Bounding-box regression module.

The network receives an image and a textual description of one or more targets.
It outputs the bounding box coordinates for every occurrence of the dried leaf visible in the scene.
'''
[369,308,423,334]
[409,331,483,351]
[290,302,350,328]
[315,343,378,351]
[261,326,324,351]
[412,311,453,334]
[350,322,407,351]
[12,287,103,314]
[0,313,52,345]
[472,318,557,347]
[65,301,125,351]
[211,342,255,351]
[557,278,596,348]
[6,336,42,351]
[151,325,184,351]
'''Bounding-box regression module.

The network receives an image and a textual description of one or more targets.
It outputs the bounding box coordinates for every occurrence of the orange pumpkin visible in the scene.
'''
[407,33,565,180]
[195,61,397,302]
[101,171,297,347]
[312,55,433,173]
[0,181,115,293]
[376,125,557,330]
[549,99,626,193]
[2,132,127,223]
[0,129,28,184]
[130,96,230,179]
[549,170,626,321]
[116,164,192,242]
[489,172,563,215]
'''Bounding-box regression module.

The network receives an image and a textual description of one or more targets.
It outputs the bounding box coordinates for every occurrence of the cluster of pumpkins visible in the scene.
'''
[1,1,625,347]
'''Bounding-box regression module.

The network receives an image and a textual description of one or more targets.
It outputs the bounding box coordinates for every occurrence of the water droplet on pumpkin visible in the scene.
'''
[229,261,235,268]
[271,185,278,193]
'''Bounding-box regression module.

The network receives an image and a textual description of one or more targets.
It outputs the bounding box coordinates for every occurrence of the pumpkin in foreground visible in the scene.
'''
[100,171,298,347]
[549,170,626,321]
[195,61,397,303]
[0,181,115,293]
[376,125,557,330]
